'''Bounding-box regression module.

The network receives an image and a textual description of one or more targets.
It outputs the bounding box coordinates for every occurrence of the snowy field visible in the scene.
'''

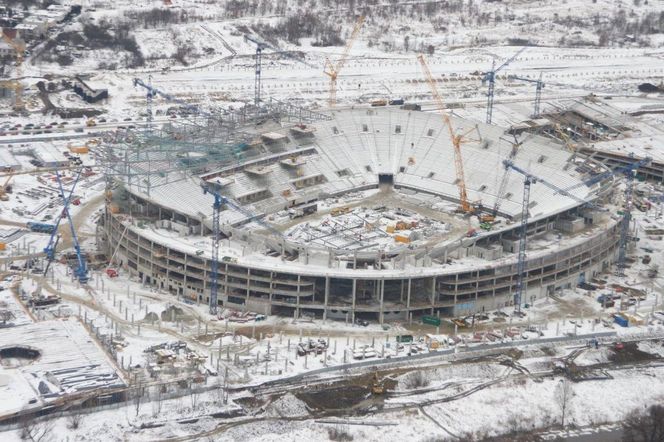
[1,0,664,440]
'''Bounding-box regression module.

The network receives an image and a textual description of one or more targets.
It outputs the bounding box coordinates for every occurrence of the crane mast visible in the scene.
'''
[418,54,472,214]
[323,15,365,108]
[504,159,608,311]
[201,182,283,315]
[483,47,527,124]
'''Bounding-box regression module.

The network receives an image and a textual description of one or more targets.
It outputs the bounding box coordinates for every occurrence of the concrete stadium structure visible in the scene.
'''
[101,108,622,323]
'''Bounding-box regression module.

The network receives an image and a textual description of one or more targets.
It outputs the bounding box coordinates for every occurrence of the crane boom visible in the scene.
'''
[323,15,365,107]
[510,73,544,118]
[133,77,214,118]
[418,54,471,213]
[483,47,527,124]
[335,15,364,74]
[201,182,283,315]
[564,156,652,192]
[503,159,603,210]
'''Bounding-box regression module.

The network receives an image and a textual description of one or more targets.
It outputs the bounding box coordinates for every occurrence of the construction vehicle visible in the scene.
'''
[553,124,577,152]
[331,206,351,217]
[42,169,88,284]
[418,55,480,216]
[0,171,14,201]
[324,15,365,108]
[370,372,385,395]
[482,47,527,124]
[27,222,57,234]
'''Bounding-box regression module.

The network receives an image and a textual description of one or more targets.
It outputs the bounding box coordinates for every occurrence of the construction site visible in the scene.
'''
[1,1,664,441]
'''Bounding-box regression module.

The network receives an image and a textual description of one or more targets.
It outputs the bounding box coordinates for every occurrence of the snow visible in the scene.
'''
[637,340,664,358]
[2,1,664,440]
[573,346,613,366]
[265,393,309,418]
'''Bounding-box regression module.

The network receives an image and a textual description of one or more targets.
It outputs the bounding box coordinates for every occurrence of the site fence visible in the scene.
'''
[4,328,664,429]
[255,330,626,389]
[0,376,221,430]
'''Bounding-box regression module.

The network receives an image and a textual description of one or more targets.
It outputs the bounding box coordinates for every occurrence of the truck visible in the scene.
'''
[613,314,629,327]
[288,202,318,219]
[26,222,56,234]
[331,206,351,217]
[396,334,414,343]
[422,315,441,327]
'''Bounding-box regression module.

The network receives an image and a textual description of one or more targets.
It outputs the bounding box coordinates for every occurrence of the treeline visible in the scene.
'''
[123,8,206,29]
[254,12,343,46]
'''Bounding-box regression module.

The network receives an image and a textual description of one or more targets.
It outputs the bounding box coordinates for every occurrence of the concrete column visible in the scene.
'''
[323,276,330,321]
[406,278,411,309]
[268,272,274,312]
[224,263,229,300]
[379,279,384,325]
[296,274,301,319]
[431,276,436,306]
[351,279,357,323]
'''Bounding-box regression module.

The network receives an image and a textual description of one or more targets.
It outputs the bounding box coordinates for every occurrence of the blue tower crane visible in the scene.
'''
[510,73,544,118]
[201,181,283,315]
[502,159,602,312]
[560,156,651,276]
[483,47,527,124]
[43,169,88,283]
[244,34,317,108]
[133,77,216,120]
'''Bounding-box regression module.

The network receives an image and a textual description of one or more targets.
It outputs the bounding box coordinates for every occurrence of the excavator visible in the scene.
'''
[370,371,385,395]
[0,171,14,201]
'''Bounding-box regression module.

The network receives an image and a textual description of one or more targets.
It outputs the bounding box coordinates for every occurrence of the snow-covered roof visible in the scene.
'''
[123,108,598,227]
[0,320,125,415]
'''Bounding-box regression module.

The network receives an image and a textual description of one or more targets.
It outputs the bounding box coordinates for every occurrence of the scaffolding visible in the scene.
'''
[100,99,331,197]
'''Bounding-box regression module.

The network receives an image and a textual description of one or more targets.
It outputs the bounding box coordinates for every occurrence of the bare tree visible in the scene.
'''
[622,404,664,442]
[133,382,146,417]
[555,379,574,427]
[20,418,54,442]
[66,408,82,430]
[151,384,164,417]
[189,383,201,411]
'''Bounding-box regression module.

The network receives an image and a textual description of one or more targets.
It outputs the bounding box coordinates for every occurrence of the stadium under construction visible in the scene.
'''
[97,94,658,324]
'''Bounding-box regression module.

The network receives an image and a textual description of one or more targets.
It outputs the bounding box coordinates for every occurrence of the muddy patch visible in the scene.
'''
[298,385,370,410]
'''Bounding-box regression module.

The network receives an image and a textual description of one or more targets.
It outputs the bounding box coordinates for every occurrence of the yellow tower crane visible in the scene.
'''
[0,32,26,111]
[553,123,577,152]
[323,15,365,108]
[418,54,480,215]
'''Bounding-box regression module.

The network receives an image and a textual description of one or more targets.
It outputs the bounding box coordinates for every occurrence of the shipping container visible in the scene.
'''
[422,315,441,326]
[613,315,629,327]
